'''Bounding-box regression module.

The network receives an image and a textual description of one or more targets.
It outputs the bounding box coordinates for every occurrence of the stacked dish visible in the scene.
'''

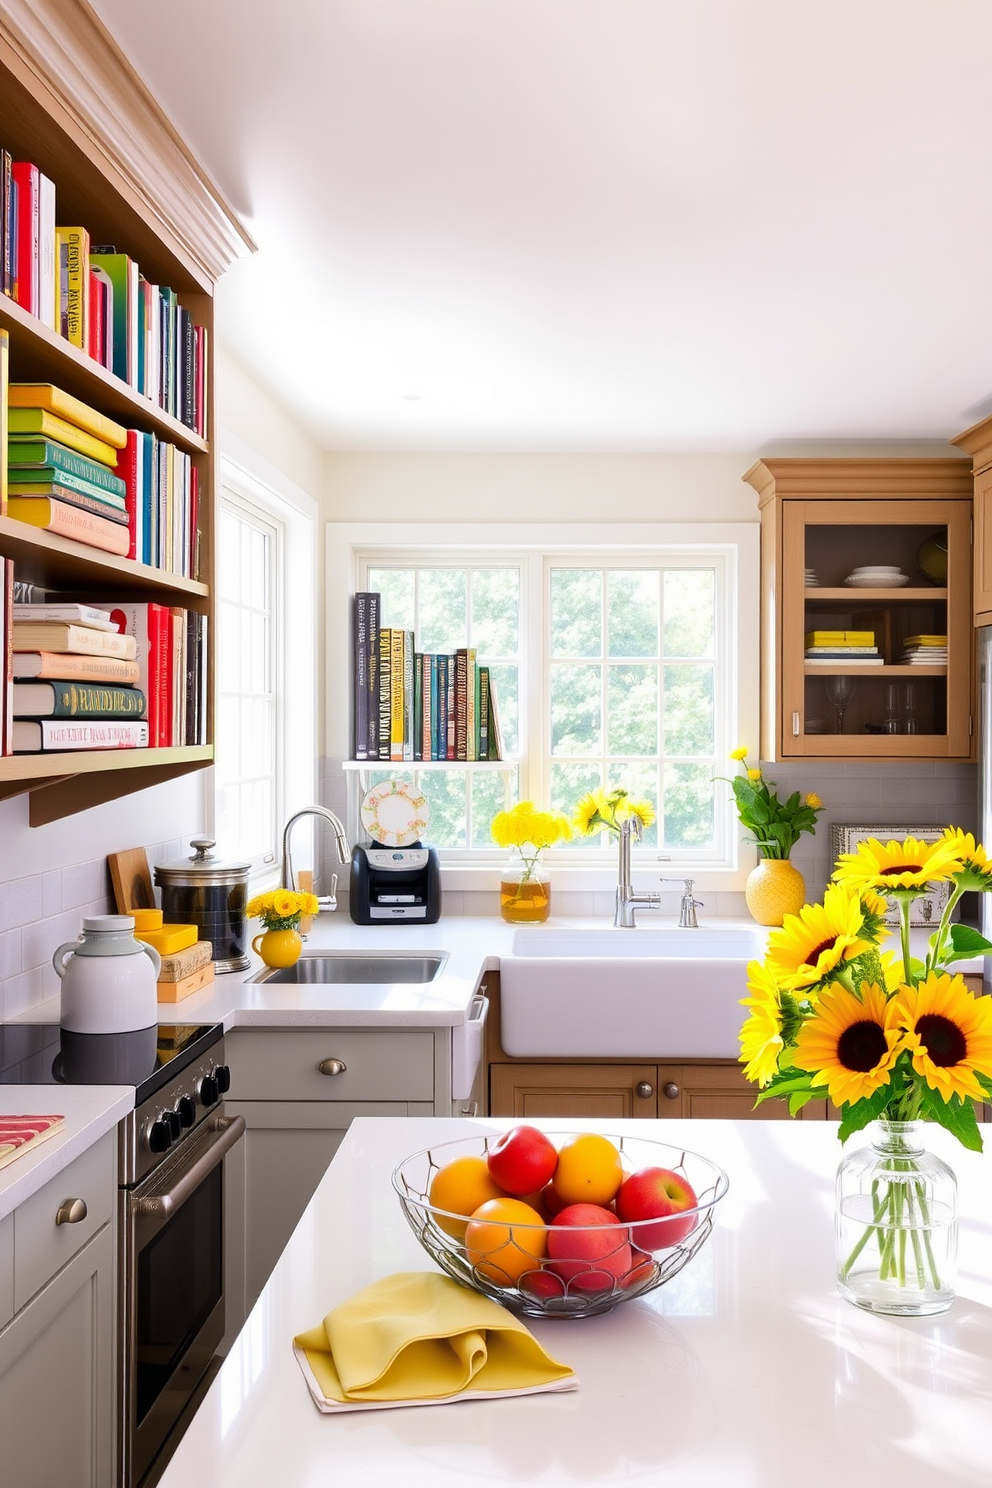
[804,567,820,587]
[844,566,909,588]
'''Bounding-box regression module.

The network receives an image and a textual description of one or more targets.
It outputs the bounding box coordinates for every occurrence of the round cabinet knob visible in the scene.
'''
[635,1081,654,1099]
[55,1197,87,1226]
[198,1074,219,1108]
[214,1064,231,1095]
[147,1117,174,1154]
[318,1058,347,1077]
[662,1081,681,1101]
[175,1095,196,1129]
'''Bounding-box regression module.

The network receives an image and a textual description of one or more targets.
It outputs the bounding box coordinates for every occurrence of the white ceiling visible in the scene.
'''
[88,0,992,452]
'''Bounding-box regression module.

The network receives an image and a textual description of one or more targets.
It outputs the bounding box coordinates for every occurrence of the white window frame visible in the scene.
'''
[326,521,760,892]
[211,443,318,886]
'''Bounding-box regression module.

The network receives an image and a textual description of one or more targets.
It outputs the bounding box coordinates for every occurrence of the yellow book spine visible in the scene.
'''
[7,383,127,448]
[390,628,405,761]
[135,923,198,955]
[7,409,119,467]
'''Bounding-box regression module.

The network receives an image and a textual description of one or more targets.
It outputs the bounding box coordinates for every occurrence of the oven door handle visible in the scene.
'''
[135,1114,246,1221]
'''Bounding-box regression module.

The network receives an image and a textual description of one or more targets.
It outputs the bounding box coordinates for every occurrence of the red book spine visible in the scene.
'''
[150,602,172,749]
[189,463,199,581]
[87,269,104,362]
[11,162,39,314]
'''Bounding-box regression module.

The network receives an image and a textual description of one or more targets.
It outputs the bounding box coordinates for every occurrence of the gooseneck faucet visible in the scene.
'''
[614,815,662,928]
[281,806,351,914]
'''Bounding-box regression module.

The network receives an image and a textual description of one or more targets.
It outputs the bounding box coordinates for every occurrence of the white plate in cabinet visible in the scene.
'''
[226,1029,436,1102]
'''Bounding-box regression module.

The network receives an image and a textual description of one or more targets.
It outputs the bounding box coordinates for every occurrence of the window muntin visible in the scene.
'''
[356,543,736,867]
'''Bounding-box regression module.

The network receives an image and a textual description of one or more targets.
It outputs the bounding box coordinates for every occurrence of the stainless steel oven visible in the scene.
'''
[116,1027,244,1488]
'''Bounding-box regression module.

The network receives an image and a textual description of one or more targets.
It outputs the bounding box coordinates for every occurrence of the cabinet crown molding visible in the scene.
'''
[1,0,255,288]
[743,457,972,507]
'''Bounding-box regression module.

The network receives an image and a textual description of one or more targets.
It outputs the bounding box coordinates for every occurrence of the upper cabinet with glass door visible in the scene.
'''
[744,460,974,762]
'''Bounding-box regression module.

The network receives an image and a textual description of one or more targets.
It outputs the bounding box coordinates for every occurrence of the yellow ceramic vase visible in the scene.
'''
[252,927,303,968]
[745,858,806,927]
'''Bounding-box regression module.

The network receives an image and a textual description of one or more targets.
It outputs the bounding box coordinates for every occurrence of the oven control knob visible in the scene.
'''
[147,1117,174,1154]
[198,1072,220,1107]
[214,1064,231,1095]
[164,1109,182,1142]
[175,1095,196,1129]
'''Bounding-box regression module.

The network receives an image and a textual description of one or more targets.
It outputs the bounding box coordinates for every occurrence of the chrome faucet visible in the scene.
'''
[614,815,662,928]
[661,878,704,928]
[281,806,351,915]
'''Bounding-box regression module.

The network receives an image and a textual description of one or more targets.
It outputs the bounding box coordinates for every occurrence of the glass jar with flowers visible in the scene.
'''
[739,828,992,1315]
[491,802,572,923]
[721,747,823,925]
[247,889,320,968]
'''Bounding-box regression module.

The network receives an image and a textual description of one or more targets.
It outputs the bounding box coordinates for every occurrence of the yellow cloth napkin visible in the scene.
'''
[293,1272,578,1413]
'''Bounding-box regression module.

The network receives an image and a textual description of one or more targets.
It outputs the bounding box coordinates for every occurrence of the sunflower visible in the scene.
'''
[729,745,749,761]
[805,792,823,811]
[739,960,786,1086]
[624,797,656,831]
[572,789,610,836]
[793,981,902,1107]
[270,890,298,920]
[765,883,879,992]
[832,835,964,894]
[941,828,992,892]
[886,972,992,1103]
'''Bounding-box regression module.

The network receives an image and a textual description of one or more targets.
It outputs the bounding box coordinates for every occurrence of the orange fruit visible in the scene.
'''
[465,1197,548,1284]
[428,1155,507,1238]
[551,1132,624,1206]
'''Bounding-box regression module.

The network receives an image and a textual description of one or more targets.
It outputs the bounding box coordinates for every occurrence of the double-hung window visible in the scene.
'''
[330,523,758,880]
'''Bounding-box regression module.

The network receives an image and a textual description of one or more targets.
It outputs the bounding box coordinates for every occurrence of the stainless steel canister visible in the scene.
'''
[154,838,251,973]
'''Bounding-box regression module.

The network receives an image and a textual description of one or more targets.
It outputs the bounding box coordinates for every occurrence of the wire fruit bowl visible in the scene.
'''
[392,1131,730,1319]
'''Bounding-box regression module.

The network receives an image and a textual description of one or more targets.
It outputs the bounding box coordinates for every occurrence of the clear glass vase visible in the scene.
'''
[835,1120,957,1316]
[499,859,551,923]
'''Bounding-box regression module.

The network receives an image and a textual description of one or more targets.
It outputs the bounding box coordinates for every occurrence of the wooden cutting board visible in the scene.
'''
[108,848,156,914]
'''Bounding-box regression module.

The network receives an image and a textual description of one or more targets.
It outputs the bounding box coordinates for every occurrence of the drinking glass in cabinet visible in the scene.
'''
[825,675,856,734]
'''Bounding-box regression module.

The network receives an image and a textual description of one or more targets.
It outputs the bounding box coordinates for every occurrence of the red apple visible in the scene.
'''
[615,1166,699,1250]
[487,1125,558,1196]
[546,1203,632,1293]
[518,1268,566,1301]
[623,1246,656,1289]
[537,1180,569,1219]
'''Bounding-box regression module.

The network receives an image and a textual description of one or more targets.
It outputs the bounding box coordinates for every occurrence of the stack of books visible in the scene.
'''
[1,149,208,432]
[352,593,504,763]
[155,939,215,1004]
[9,601,147,753]
[901,634,948,665]
[804,630,883,665]
[6,383,130,556]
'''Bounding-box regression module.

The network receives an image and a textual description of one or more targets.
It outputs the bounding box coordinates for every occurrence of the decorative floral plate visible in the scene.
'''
[360,779,430,846]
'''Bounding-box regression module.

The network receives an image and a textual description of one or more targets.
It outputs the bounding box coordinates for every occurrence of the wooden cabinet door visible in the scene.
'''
[489,1063,659,1119]
[0,1224,115,1488]
[656,1063,831,1120]
[975,466,992,624]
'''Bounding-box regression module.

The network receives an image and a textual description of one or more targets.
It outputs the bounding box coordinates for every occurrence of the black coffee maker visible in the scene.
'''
[349,778,442,925]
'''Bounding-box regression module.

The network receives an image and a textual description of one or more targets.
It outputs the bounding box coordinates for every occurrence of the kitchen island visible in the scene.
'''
[156,1115,992,1488]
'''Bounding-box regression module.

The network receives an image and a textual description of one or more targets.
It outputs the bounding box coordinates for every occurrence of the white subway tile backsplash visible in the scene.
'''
[0,877,45,936]
[22,909,83,974]
[42,871,61,918]
[61,857,111,911]
[0,928,21,982]
[1,966,47,1022]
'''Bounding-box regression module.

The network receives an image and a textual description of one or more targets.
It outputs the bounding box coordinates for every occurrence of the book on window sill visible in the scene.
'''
[12,717,149,753]
[12,650,141,684]
[12,680,146,719]
[6,496,131,555]
[0,1115,65,1172]
[11,620,137,660]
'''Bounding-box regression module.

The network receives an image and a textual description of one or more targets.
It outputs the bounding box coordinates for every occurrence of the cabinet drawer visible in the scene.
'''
[227,1029,436,1101]
[0,1215,12,1329]
[13,1132,115,1312]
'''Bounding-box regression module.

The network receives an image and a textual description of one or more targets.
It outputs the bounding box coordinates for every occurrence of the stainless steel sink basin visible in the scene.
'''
[251,952,448,985]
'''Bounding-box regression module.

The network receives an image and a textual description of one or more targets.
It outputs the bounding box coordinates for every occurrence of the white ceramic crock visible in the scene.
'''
[53,915,161,1034]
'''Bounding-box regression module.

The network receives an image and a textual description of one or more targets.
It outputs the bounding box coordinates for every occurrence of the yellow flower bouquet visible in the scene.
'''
[739,828,992,1314]
[492,801,572,923]
[571,786,656,840]
[246,888,320,931]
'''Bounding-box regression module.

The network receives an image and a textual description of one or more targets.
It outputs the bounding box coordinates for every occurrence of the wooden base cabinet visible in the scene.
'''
[489,1061,829,1121]
[0,1133,116,1488]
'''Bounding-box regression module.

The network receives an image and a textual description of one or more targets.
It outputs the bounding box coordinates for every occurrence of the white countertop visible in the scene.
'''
[0,1084,132,1223]
[156,1114,992,1488]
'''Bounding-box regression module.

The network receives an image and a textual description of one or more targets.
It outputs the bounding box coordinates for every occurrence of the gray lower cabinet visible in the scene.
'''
[0,1131,117,1488]
[224,1027,440,1338]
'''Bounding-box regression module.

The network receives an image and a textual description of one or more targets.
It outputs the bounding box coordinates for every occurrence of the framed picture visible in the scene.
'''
[829,824,952,928]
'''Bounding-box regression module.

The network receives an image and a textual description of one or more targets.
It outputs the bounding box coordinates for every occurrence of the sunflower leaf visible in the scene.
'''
[837,1086,891,1142]
[917,1087,984,1152]
[945,924,992,958]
